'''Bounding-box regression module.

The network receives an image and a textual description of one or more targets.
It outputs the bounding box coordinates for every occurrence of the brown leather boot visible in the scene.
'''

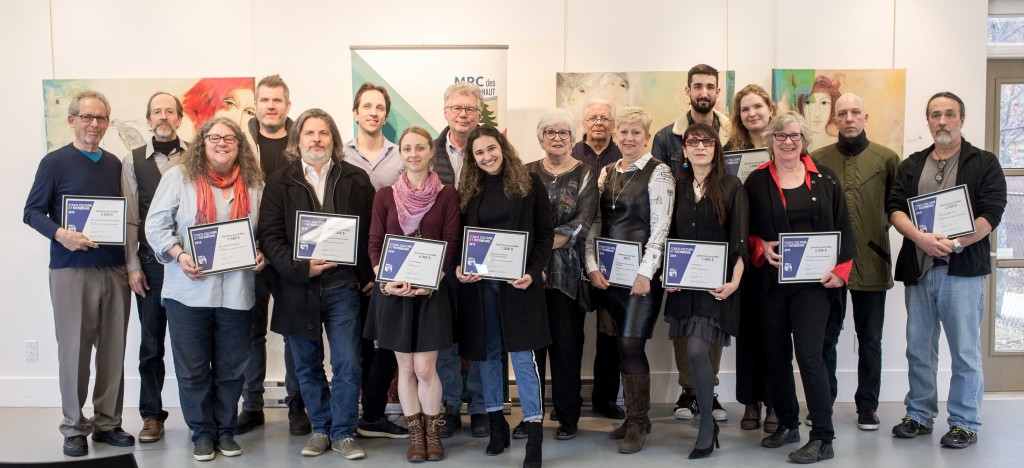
[618,373,650,454]
[741,402,763,430]
[425,413,446,461]
[406,413,426,462]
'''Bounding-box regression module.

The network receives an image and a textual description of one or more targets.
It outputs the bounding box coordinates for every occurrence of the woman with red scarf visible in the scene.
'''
[363,126,460,462]
[145,117,265,461]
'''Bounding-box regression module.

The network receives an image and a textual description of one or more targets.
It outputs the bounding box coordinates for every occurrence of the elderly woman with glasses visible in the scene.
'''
[743,111,855,464]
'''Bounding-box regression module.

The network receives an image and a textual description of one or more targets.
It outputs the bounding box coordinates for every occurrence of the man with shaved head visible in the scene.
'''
[811,93,899,431]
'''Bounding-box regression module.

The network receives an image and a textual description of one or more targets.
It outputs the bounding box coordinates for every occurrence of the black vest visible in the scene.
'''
[132,145,164,256]
[599,160,662,243]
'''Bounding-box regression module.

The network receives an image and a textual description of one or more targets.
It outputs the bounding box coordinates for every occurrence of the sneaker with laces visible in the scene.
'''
[357,416,409,438]
[711,394,728,421]
[674,389,697,420]
[216,435,242,457]
[139,418,164,442]
[940,426,977,449]
[193,438,216,461]
[892,417,933,438]
[857,410,880,431]
[301,433,331,456]
[333,437,366,460]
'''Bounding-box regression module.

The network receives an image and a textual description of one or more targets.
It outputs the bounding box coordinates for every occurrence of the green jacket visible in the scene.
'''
[812,141,899,291]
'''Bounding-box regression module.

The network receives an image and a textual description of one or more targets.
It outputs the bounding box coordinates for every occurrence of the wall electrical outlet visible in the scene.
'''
[25,341,38,361]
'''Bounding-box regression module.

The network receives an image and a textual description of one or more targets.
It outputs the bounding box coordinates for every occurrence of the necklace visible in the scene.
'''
[693,177,706,199]
[610,164,640,210]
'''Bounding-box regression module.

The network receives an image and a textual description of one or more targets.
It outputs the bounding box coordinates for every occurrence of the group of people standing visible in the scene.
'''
[24,63,1006,467]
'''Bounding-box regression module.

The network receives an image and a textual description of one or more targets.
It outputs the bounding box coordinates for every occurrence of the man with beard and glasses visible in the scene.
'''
[887,92,1006,450]
[257,109,375,459]
[811,94,899,432]
[237,74,312,437]
[121,92,188,443]
[651,63,730,424]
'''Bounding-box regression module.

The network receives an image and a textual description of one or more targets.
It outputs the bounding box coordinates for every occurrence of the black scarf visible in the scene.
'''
[152,136,182,156]
[836,131,869,156]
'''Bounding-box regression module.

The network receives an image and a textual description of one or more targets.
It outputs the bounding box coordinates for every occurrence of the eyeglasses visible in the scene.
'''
[205,134,238,144]
[935,159,948,182]
[772,133,803,142]
[75,114,110,124]
[684,137,715,148]
[446,105,480,115]
[585,116,611,124]
[543,130,571,140]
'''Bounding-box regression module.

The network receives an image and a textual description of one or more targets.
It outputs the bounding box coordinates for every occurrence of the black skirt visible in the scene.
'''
[363,281,453,353]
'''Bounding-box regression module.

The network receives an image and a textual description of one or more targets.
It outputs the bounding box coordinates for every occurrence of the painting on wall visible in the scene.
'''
[556,71,735,137]
[772,69,906,155]
[43,77,256,158]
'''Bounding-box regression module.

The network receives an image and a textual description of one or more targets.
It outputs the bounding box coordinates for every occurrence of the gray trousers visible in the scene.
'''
[49,266,131,437]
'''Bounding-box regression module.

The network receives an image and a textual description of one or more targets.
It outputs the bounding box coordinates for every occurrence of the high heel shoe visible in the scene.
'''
[688,421,720,459]
[485,411,510,455]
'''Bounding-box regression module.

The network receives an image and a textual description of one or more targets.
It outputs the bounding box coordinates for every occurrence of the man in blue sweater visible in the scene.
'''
[24,90,134,457]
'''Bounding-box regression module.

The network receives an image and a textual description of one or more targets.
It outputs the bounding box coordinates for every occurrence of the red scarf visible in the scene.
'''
[195,164,250,224]
[393,171,441,236]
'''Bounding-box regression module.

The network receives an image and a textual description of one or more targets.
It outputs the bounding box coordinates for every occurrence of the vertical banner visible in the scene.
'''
[351,45,508,141]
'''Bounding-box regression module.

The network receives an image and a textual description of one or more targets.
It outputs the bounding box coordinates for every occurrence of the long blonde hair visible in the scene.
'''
[458,126,532,212]
[727,84,777,150]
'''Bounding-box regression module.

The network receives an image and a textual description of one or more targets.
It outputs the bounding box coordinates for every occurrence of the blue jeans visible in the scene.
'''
[135,252,168,422]
[437,271,485,414]
[288,285,362,441]
[165,299,251,443]
[904,266,985,432]
[476,282,544,421]
[242,268,301,411]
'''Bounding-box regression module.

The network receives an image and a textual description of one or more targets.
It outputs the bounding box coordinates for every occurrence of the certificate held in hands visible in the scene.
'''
[595,237,642,288]
[461,227,529,281]
[294,211,359,265]
[187,218,257,275]
[724,149,771,183]
[662,239,728,290]
[62,195,127,245]
[377,235,447,290]
[779,232,840,283]
[908,185,975,239]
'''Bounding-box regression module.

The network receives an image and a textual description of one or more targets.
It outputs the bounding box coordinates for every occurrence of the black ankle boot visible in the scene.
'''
[523,421,543,468]
[485,411,510,455]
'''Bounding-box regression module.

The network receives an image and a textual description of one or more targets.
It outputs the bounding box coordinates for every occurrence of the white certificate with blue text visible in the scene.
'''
[187,218,257,275]
[723,149,770,183]
[293,211,359,265]
[461,227,529,281]
[595,237,642,288]
[778,232,840,283]
[61,195,127,245]
[908,185,975,239]
[377,235,448,290]
[662,239,728,290]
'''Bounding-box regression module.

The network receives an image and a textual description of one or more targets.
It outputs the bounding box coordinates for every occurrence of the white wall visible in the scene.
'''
[0,0,990,407]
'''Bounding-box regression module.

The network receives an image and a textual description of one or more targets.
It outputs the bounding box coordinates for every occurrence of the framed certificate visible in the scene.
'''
[293,211,359,265]
[595,237,642,288]
[778,232,840,284]
[908,184,975,239]
[61,195,127,245]
[662,239,728,290]
[461,227,529,281]
[723,148,770,183]
[377,235,448,290]
[187,218,257,275]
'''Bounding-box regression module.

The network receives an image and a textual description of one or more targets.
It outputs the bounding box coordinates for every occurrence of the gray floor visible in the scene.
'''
[2,400,1023,467]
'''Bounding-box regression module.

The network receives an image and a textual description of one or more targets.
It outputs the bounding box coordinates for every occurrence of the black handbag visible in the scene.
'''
[577,273,593,313]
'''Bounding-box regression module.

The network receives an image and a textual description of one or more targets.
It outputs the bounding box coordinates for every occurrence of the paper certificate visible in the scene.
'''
[461,227,529,281]
[61,195,127,245]
[595,237,642,288]
[778,232,840,283]
[724,149,771,183]
[293,211,359,265]
[662,239,728,290]
[908,185,976,239]
[377,235,448,290]
[187,218,257,275]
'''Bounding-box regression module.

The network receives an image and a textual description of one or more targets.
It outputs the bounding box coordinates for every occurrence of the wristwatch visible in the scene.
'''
[951,238,964,254]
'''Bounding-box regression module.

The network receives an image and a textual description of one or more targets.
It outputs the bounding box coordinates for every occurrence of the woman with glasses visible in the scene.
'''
[513,108,597,442]
[146,117,265,461]
[664,123,748,459]
[743,112,855,464]
[455,126,553,468]
[584,106,674,454]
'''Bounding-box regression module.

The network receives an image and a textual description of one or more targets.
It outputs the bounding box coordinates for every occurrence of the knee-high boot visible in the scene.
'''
[618,373,650,454]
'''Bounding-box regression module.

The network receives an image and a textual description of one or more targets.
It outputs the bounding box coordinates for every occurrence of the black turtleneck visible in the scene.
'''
[477,171,513,229]
[152,136,182,155]
[836,131,869,157]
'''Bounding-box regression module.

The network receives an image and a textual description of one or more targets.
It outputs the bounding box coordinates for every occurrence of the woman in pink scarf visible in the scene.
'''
[363,126,460,462]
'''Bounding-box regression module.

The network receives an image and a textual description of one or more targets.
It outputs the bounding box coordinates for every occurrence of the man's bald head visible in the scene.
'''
[833,93,868,139]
